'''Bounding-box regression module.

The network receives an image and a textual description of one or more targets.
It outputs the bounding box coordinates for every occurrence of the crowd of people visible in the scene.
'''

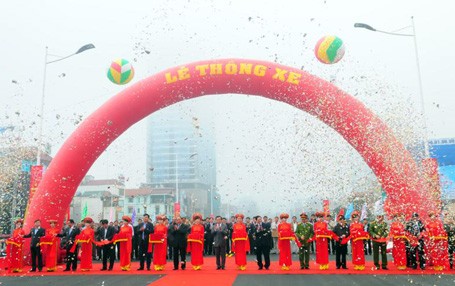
[2,210,455,273]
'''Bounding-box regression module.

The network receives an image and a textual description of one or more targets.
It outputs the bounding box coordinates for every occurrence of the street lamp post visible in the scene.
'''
[36,44,95,165]
[354,17,430,158]
[210,188,213,215]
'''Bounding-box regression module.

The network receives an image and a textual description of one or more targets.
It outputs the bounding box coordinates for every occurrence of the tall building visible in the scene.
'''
[146,108,218,217]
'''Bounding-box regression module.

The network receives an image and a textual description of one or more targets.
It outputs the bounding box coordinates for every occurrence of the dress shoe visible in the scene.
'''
[382,267,388,270]
[216,266,221,270]
[38,269,42,272]
[173,268,178,270]
[147,268,151,271]
[181,262,186,270]
[265,267,269,270]
[342,267,348,269]
[375,266,380,270]
[221,266,225,270]
[258,267,263,270]
[63,269,70,272]
[336,267,340,269]
[137,267,144,271]
[100,268,107,271]
[108,268,113,271]
[30,269,36,272]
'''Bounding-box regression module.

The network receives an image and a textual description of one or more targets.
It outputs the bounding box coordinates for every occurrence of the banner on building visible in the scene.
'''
[174,202,181,217]
[29,165,43,202]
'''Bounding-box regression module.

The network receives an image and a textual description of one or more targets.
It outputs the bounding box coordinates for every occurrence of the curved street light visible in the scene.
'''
[36,44,95,165]
[354,17,429,158]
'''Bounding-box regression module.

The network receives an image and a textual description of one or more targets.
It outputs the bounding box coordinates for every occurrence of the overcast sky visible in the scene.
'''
[1,0,454,215]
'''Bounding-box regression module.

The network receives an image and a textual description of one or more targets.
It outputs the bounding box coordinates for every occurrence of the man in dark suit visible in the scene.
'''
[168,216,189,270]
[136,214,154,270]
[251,216,272,270]
[24,219,46,272]
[98,219,116,270]
[60,219,80,271]
[204,217,214,255]
[132,218,142,260]
[211,215,228,270]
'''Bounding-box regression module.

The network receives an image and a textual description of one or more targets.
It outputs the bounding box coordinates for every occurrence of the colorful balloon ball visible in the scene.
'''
[107,58,135,85]
[314,36,345,64]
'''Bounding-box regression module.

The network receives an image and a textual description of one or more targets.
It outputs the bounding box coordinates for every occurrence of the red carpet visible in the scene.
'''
[2,257,454,286]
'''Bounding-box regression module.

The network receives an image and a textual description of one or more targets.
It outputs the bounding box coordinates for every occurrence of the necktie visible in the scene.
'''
[142,224,145,239]
[69,228,72,236]
[104,228,107,239]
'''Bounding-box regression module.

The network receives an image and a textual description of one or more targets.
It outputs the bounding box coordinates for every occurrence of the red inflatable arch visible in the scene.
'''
[24,59,434,230]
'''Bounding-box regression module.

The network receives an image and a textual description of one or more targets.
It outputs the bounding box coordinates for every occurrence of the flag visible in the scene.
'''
[360,203,368,220]
[345,203,354,220]
[82,201,88,219]
[132,207,137,225]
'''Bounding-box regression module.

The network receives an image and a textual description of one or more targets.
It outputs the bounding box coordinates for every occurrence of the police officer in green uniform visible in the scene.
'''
[369,214,388,270]
[295,212,314,269]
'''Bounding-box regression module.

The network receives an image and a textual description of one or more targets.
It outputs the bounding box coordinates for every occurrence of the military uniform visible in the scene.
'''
[444,221,455,269]
[295,213,314,269]
[369,217,388,269]
[406,214,426,269]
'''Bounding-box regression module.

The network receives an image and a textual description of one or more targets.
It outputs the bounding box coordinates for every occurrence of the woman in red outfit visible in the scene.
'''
[149,215,168,271]
[72,217,96,271]
[277,213,300,270]
[113,216,133,271]
[187,213,205,270]
[390,213,408,270]
[426,212,449,271]
[232,213,250,270]
[4,219,25,273]
[350,211,369,270]
[313,212,335,270]
[40,219,60,272]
